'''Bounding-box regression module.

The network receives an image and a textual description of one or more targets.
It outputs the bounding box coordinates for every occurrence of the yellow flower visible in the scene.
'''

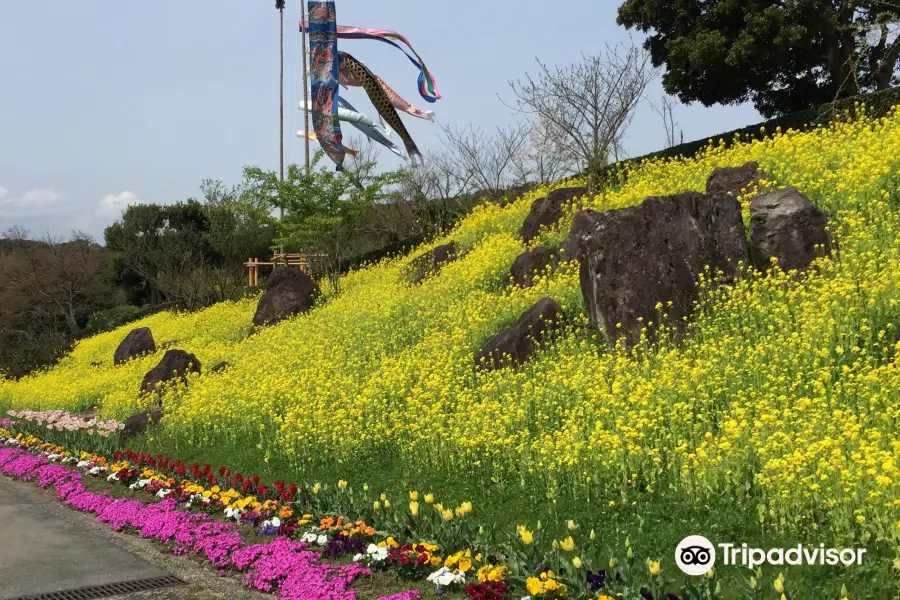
[567,520,576,531]
[424,493,434,504]
[441,509,454,521]
[409,491,418,501]
[409,501,419,517]
[573,556,583,569]
[560,536,575,552]
[518,525,534,545]
[774,578,785,594]
[648,560,661,576]
[337,480,348,489]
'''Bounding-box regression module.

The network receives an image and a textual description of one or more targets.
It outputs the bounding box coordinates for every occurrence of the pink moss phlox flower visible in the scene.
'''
[195,530,245,567]
[98,498,146,531]
[35,464,79,488]
[376,592,421,600]
[0,453,45,479]
[279,560,370,600]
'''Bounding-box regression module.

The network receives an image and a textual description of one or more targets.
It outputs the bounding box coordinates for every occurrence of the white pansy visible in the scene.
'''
[365,544,388,562]
[426,567,466,587]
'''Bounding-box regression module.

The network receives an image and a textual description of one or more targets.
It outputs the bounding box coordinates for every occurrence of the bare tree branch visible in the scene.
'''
[500,41,658,192]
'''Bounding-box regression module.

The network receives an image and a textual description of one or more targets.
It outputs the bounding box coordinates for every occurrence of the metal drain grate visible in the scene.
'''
[11,575,185,600]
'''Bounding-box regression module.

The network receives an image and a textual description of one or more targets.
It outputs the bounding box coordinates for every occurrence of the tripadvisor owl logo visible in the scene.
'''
[675,535,868,575]
[675,535,716,576]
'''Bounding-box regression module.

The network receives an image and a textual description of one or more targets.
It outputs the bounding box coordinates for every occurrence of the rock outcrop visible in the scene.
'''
[119,408,163,445]
[113,327,156,366]
[210,361,231,373]
[566,191,748,347]
[749,186,830,272]
[706,161,771,198]
[139,349,202,402]
[476,297,564,371]
[508,247,561,288]
[410,241,458,284]
[252,267,321,327]
[520,187,587,243]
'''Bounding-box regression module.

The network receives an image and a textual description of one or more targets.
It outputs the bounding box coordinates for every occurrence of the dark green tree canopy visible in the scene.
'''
[617,0,900,117]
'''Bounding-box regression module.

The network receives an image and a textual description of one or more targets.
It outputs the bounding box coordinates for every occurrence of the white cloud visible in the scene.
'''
[96,190,140,218]
[0,185,68,217]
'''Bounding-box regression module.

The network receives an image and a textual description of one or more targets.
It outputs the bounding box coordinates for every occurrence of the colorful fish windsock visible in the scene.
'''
[336,97,407,161]
[338,65,436,122]
[299,23,441,103]
[338,51,423,166]
[297,131,358,156]
[300,99,394,139]
[307,0,345,170]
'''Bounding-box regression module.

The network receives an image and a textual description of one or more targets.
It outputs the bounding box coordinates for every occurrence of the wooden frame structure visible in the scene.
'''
[245,253,326,287]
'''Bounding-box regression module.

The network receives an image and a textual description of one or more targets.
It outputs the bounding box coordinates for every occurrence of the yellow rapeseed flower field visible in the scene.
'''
[2,105,899,552]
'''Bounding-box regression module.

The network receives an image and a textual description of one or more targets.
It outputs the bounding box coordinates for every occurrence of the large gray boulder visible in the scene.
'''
[520,187,587,243]
[252,267,321,327]
[750,187,830,272]
[566,191,748,348]
[113,327,156,366]
[476,297,564,371]
[139,349,202,402]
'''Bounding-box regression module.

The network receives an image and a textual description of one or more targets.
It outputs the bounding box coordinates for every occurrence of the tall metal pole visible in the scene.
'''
[300,1,311,179]
[279,7,285,220]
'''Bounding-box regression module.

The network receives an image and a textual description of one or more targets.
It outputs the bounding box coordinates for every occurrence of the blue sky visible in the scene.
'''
[0,1,761,241]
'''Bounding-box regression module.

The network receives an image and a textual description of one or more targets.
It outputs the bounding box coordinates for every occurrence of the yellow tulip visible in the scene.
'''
[518,526,534,545]
[774,578,785,594]
[572,556,583,569]
[561,536,575,552]
[409,501,419,517]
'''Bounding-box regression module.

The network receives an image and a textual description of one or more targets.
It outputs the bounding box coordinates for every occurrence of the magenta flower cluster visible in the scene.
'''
[0,448,417,600]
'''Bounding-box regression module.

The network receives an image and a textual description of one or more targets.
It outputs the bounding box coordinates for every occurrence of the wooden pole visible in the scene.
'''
[300,0,311,179]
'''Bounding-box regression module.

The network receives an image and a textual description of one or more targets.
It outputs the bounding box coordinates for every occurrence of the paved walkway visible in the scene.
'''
[0,476,168,599]
[0,476,266,600]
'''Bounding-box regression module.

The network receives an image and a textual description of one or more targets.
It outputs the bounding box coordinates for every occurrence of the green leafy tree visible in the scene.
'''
[617,0,900,117]
[241,149,404,291]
